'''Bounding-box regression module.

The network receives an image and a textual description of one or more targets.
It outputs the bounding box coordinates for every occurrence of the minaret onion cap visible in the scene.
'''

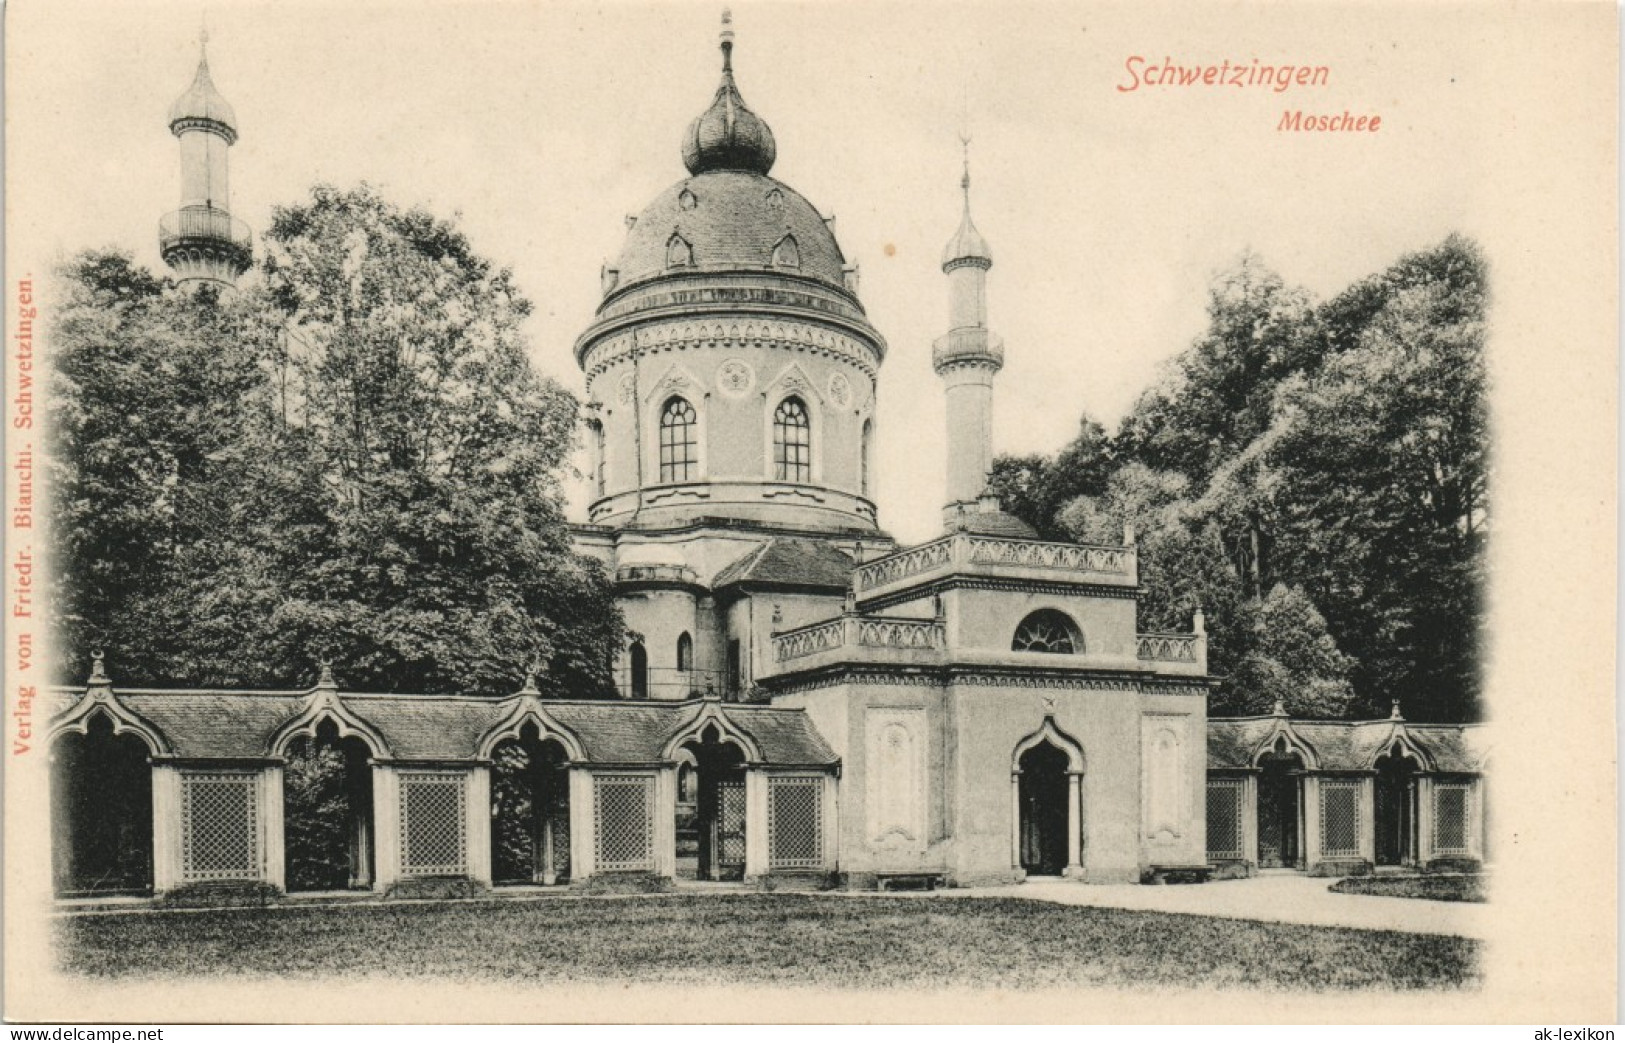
[941,138,992,269]
[168,32,238,142]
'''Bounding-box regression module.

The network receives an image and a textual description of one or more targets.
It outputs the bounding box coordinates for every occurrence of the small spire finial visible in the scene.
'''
[720,8,734,72]
[1272,698,1287,717]
[89,650,110,686]
[1390,699,1404,721]
[317,658,336,689]
[519,661,541,697]
[959,133,972,203]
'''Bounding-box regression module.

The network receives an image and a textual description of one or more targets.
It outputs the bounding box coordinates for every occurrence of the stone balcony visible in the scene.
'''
[851,532,1137,605]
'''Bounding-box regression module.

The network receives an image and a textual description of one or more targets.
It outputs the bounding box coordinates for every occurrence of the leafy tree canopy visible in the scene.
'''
[50,184,621,696]
[998,236,1487,722]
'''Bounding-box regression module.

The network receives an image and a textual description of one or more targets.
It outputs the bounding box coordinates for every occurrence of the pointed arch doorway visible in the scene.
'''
[681,725,748,881]
[1018,742,1070,875]
[1375,745,1422,867]
[1256,740,1306,870]
[50,711,155,897]
[1011,719,1085,879]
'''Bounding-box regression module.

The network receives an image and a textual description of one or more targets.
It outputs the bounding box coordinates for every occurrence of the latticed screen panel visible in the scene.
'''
[1320,780,1362,858]
[1205,779,1245,860]
[768,776,824,870]
[594,775,655,871]
[548,793,572,878]
[718,779,747,869]
[399,772,468,876]
[181,772,260,881]
[1433,782,1471,855]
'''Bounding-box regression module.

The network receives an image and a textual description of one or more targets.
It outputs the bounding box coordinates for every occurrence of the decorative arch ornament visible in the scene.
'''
[1011,715,1085,774]
[476,693,587,762]
[661,700,763,764]
[1369,726,1437,772]
[1251,719,1319,770]
[268,680,392,760]
[48,683,171,758]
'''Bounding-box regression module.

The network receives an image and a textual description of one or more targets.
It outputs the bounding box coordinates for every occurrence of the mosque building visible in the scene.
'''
[45,17,1488,900]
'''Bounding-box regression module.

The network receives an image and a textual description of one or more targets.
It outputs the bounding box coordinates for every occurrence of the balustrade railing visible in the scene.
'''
[773,615,944,663]
[773,619,847,662]
[855,617,942,651]
[614,563,699,585]
[1136,633,1199,663]
[159,206,253,253]
[932,328,1006,368]
[966,535,1132,575]
[851,532,1134,593]
[851,536,954,591]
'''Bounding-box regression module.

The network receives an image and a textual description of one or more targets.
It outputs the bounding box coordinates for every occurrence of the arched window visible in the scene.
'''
[773,397,811,482]
[659,397,698,483]
[860,419,873,496]
[676,632,693,673]
[629,640,649,700]
[590,420,607,497]
[1012,610,1082,654]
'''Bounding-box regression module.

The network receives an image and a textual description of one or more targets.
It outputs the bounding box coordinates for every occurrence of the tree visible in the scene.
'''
[988,412,1113,539]
[48,253,275,683]
[49,185,622,695]
[1116,251,1320,488]
[996,237,1486,722]
[1264,237,1488,720]
[1217,584,1358,718]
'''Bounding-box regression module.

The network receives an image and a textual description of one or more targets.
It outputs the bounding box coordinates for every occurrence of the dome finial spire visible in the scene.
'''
[681,9,776,176]
[959,131,972,207]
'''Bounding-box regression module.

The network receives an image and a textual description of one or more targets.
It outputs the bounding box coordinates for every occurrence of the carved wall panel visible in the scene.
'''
[865,707,926,852]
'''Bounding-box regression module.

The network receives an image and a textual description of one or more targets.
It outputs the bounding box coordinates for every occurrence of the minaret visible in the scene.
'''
[160,30,251,291]
[935,140,1003,528]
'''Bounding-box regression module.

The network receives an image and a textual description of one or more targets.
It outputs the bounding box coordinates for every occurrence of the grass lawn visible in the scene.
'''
[55,893,1480,991]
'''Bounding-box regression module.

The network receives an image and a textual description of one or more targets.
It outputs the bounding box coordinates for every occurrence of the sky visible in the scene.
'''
[0,0,1545,543]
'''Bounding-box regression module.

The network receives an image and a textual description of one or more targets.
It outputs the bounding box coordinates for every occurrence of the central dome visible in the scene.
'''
[613,170,847,292]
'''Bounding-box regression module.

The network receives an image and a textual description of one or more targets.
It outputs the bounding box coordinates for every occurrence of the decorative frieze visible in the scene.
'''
[583,317,882,381]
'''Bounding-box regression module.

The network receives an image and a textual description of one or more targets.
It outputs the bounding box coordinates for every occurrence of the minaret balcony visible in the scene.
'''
[160,206,252,262]
[932,328,1004,370]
